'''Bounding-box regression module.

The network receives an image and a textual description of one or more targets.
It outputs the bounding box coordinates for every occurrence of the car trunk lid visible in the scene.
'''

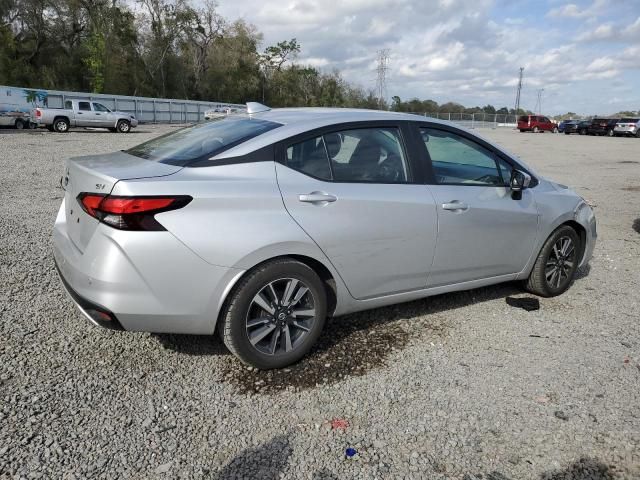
[63,150,182,252]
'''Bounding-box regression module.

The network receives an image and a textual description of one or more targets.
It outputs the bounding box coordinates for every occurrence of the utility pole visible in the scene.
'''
[375,49,390,108]
[514,67,524,116]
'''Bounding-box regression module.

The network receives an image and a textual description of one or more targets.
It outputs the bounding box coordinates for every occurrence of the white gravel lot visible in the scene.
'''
[1,124,639,480]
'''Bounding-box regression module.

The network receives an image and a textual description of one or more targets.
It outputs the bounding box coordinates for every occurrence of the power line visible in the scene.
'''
[375,49,390,105]
[514,67,524,115]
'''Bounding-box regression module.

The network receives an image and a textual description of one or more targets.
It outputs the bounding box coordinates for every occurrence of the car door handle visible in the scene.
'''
[299,192,337,204]
[442,201,469,211]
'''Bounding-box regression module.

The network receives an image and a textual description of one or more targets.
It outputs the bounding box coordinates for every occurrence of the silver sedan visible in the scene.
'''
[53,103,596,369]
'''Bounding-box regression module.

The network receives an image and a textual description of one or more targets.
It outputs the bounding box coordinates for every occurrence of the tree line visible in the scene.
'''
[0,0,597,117]
[0,0,385,108]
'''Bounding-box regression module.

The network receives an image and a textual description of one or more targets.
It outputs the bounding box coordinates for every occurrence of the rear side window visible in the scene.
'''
[78,102,91,111]
[127,117,281,166]
[518,116,529,122]
[64,100,72,109]
[421,128,507,186]
[286,127,410,183]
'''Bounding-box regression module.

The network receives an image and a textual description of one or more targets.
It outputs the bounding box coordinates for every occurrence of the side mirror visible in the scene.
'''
[510,170,531,192]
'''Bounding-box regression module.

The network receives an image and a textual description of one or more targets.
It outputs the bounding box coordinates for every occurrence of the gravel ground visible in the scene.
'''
[1,125,639,480]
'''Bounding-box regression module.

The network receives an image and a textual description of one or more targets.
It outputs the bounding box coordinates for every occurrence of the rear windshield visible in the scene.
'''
[127,117,281,166]
[518,116,529,122]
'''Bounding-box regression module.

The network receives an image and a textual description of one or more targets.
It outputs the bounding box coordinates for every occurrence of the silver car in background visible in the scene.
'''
[53,103,596,369]
[613,117,640,137]
[33,99,138,133]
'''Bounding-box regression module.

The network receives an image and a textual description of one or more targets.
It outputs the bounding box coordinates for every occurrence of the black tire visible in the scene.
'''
[636,130,640,138]
[607,129,614,137]
[533,126,539,133]
[524,225,580,297]
[218,258,327,369]
[579,129,586,135]
[552,127,558,133]
[116,120,130,133]
[14,119,24,130]
[53,118,69,133]
[519,129,525,133]
[28,121,36,129]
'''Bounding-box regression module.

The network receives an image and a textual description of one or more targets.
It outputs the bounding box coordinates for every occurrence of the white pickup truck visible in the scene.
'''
[32,99,138,133]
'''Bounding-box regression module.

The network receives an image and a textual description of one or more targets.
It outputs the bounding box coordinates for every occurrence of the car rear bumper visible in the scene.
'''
[613,127,637,135]
[53,198,243,334]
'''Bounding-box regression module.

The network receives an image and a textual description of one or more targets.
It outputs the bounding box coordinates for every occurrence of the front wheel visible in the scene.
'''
[116,120,130,133]
[218,259,327,369]
[524,225,580,297]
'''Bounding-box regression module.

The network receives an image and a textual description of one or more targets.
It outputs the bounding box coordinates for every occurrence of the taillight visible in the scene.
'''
[77,194,192,231]
[35,108,42,118]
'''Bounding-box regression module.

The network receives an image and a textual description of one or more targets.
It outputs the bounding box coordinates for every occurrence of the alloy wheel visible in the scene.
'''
[245,278,316,356]
[544,236,576,289]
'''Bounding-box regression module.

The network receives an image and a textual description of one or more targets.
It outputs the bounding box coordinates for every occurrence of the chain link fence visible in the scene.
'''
[408,112,519,129]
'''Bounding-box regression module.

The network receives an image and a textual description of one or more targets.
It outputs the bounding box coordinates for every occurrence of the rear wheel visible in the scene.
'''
[579,128,586,135]
[552,127,558,133]
[14,119,24,130]
[607,129,614,137]
[53,118,69,133]
[533,126,540,133]
[116,120,130,133]
[218,259,327,369]
[524,225,580,297]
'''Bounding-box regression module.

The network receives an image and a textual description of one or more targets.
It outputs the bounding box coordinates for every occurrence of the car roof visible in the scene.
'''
[215,107,451,158]
[211,107,536,173]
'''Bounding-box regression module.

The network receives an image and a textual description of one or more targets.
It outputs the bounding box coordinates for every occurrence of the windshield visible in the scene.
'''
[127,117,281,166]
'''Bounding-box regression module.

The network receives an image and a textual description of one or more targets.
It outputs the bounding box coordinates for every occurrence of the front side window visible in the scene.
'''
[78,101,91,111]
[127,117,281,166]
[421,128,507,186]
[286,127,410,183]
[92,102,110,112]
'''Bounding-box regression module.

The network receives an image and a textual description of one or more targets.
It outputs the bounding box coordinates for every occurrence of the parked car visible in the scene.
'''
[53,103,596,369]
[587,118,619,136]
[204,107,242,121]
[32,99,138,133]
[518,115,558,133]
[557,120,574,133]
[613,118,640,137]
[564,120,591,135]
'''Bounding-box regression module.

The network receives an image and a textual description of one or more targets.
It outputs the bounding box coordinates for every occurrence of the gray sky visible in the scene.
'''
[215,0,640,115]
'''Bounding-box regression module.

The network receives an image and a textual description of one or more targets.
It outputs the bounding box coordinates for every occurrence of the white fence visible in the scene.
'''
[1,85,244,124]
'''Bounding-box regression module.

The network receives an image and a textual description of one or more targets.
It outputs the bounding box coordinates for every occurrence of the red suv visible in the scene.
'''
[518,115,558,133]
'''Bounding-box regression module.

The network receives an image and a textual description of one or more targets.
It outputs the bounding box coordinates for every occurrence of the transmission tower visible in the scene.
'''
[375,49,390,106]
[514,67,524,115]
[534,88,544,114]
